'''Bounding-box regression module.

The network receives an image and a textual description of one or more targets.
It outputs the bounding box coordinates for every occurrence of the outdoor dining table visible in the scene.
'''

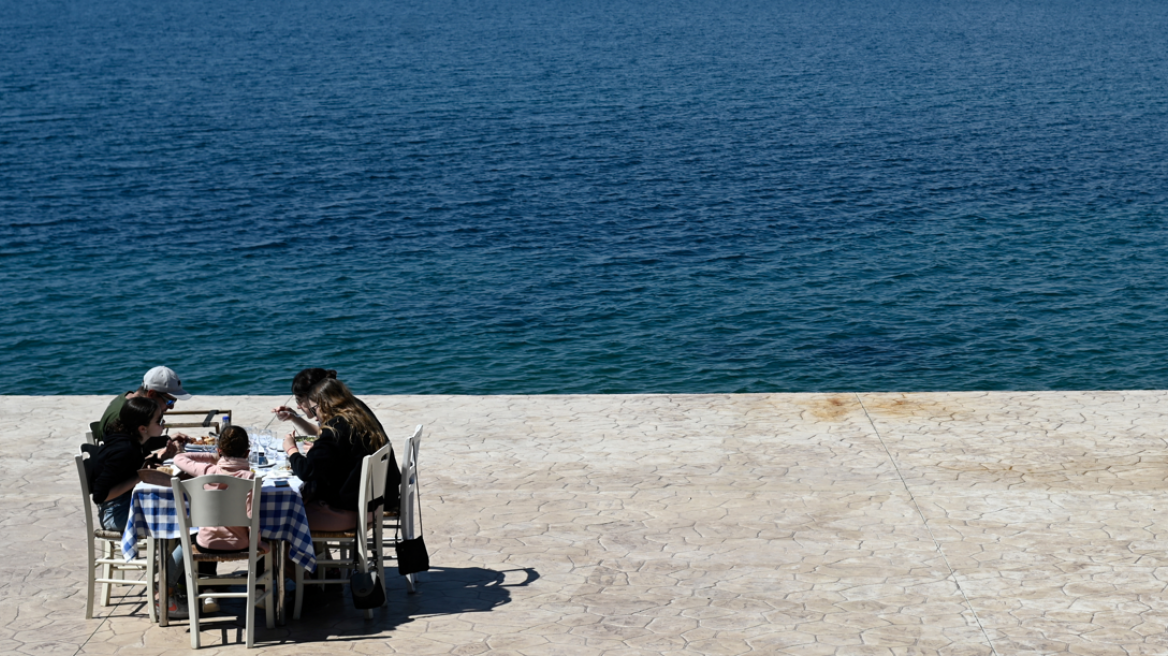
[120,473,316,626]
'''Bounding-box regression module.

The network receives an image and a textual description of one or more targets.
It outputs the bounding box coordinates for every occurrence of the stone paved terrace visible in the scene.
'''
[3,392,1168,655]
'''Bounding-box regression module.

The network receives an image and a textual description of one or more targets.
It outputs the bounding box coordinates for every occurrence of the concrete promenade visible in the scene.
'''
[2,392,1167,655]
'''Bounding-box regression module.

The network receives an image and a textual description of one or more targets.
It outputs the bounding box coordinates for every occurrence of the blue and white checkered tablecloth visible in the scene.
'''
[122,476,317,572]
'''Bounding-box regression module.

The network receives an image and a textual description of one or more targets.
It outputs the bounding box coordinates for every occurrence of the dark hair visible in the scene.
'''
[218,425,249,458]
[292,368,337,398]
[310,379,387,453]
[117,396,159,438]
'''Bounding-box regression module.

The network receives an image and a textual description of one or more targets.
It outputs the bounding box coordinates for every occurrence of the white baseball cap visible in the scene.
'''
[142,366,192,400]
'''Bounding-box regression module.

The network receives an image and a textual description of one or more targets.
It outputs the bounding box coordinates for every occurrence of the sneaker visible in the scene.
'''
[165,595,189,619]
[201,597,220,614]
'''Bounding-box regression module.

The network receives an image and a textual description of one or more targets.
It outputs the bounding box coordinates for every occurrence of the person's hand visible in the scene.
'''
[160,437,184,460]
[283,432,298,456]
[273,406,298,422]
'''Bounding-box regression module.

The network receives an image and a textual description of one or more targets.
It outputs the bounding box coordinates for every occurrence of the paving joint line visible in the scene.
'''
[74,608,111,656]
[854,393,999,656]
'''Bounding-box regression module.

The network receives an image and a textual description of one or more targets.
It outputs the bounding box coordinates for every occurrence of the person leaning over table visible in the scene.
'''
[93,365,194,444]
[272,367,401,512]
[88,396,185,532]
[281,378,388,531]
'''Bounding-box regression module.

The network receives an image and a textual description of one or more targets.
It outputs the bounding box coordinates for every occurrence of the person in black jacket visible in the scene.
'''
[273,368,401,512]
[281,378,388,531]
[89,396,182,532]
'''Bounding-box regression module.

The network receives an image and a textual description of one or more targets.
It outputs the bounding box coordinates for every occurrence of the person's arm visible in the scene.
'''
[173,452,217,476]
[104,476,139,502]
[273,406,320,435]
[287,436,337,482]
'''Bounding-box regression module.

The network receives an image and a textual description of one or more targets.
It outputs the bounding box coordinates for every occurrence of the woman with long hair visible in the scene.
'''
[281,378,389,530]
[274,368,401,512]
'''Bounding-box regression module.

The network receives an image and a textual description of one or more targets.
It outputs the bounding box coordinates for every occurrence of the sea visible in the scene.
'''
[2,0,1167,395]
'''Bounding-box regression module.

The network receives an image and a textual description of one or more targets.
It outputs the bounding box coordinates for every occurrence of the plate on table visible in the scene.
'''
[185,444,216,453]
[139,467,178,486]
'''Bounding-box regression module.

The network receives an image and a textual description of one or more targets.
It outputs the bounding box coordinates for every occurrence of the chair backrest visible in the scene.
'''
[362,443,392,511]
[171,474,263,579]
[399,425,423,539]
[75,450,97,535]
[86,422,100,445]
[172,475,262,533]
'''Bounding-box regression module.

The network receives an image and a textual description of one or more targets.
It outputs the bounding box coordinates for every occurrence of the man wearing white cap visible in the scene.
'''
[92,366,194,443]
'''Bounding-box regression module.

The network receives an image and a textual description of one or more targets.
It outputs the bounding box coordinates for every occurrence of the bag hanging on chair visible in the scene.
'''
[350,566,386,609]
[395,533,430,575]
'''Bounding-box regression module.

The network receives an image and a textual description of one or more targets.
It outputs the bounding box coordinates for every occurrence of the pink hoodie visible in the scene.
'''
[173,453,269,553]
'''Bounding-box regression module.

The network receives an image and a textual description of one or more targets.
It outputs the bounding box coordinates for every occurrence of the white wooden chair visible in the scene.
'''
[75,447,155,620]
[171,474,274,648]
[294,442,392,620]
[384,425,423,593]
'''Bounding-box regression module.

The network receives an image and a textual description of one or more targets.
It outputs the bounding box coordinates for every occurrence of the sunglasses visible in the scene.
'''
[297,399,319,418]
[150,391,176,408]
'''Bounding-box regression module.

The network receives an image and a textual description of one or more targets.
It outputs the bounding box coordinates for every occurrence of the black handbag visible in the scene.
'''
[349,566,386,609]
[394,471,430,576]
[395,534,430,575]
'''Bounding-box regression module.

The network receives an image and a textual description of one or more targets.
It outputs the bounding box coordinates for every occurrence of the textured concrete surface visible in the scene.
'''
[2,392,1167,654]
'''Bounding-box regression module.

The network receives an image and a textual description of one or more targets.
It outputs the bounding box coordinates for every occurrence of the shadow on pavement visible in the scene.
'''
[267,566,540,644]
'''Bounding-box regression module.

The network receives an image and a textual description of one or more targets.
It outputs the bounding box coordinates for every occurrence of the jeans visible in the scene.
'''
[98,492,132,533]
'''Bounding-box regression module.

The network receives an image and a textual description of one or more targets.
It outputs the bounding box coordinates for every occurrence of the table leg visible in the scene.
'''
[276,541,287,626]
[158,538,169,627]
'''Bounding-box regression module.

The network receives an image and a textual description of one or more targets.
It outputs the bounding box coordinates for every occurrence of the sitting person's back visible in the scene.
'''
[285,379,388,531]
[172,425,260,552]
[89,396,170,532]
[164,425,266,618]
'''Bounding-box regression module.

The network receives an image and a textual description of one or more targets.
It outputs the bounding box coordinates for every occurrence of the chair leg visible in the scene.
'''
[145,537,157,624]
[293,564,305,621]
[374,526,387,607]
[85,537,97,619]
[264,553,275,630]
[246,566,255,649]
[99,541,113,606]
[360,555,373,620]
[187,576,201,650]
[406,573,416,593]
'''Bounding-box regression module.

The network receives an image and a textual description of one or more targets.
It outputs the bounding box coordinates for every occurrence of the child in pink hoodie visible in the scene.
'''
[166,425,268,617]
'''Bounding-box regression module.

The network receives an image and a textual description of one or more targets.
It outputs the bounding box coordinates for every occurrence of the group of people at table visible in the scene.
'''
[85,365,400,618]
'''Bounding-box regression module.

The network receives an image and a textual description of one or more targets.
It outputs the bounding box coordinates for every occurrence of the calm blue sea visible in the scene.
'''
[2,0,1167,395]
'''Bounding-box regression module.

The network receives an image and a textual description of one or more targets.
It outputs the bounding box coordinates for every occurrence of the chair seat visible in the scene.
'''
[94,529,123,540]
[310,529,358,539]
[191,543,269,562]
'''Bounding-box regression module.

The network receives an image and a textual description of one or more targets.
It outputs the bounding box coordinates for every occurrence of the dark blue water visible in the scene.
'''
[3,0,1168,395]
